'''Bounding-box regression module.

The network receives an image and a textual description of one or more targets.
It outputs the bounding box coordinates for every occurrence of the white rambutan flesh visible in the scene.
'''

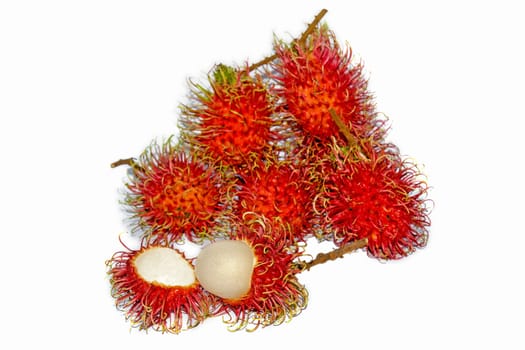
[133,247,195,287]
[195,240,255,300]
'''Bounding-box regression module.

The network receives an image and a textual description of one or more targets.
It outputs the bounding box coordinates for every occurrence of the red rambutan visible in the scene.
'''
[273,25,381,145]
[234,159,317,243]
[106,243,219,333]
[194,220,308,331]
[180,65,289,171]
[125,139,232,244]
[321,144,430,260]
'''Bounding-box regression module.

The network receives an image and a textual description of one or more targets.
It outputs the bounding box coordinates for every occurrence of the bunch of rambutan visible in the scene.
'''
[106,9,431,333]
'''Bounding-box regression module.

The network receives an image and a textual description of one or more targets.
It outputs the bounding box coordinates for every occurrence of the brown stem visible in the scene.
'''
[297,238,368,271]
[297,8,328,46]
[329,109,358,147]
[329,108,370,161]
[248,54,277,72]
[248,9,328,72]
[110,158,137,168]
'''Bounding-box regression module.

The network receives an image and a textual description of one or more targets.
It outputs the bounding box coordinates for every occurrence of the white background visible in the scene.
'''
[1,0,523,348]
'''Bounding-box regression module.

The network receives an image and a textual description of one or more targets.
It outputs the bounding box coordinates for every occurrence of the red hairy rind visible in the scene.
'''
[106,245,219,333]
[180,66,293,172]
[322,144,431,260]
[218,221,308,331]
[273,25,382,146]
[234,159,317,244]
[125,139,232,244]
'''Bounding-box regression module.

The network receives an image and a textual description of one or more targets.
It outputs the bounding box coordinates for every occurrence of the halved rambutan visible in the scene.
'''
[234,159,317,243]
[321,144,430,260]
[194,220,308,331]
[125,139,232,244]
[106,243,218,333]
[180,64,290,171]
[273,25,381,145]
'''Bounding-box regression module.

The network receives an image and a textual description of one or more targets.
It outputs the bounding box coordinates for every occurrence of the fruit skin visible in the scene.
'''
[234,158,317,244]
[320,143,431,260]
[273,25,383,147]
[106,244,219,334]
[180,65,291,173]
[124,139,232,244]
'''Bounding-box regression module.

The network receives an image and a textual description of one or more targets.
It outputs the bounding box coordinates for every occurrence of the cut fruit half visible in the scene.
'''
[106,244,218,333]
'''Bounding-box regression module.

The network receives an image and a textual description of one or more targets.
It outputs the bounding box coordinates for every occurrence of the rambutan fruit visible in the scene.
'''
[195,240,255,301]
[234,159,317,243]
[180,64,290,171]
[273,25,381,146]
[321,144,430,260]
[106,243,218,333]
[125,139,232,244]
[194,221,308,331]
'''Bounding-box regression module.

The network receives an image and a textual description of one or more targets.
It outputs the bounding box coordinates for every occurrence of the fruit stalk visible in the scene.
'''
[297,238,368,271]
[248,8,328,71]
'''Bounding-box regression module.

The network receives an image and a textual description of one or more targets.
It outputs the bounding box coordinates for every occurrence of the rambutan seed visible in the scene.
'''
[133,247,195,287]
[195,240,255,300]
